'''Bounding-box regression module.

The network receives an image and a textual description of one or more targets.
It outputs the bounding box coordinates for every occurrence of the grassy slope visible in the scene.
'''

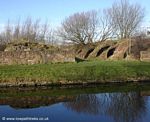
[0,61,150,84]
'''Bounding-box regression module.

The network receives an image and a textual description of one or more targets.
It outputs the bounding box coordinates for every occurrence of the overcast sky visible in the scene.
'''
[0,0,150,28]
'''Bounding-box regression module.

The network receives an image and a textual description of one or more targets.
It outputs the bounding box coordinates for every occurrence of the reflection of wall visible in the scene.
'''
[140,91,150,96]
[0,96,75,109]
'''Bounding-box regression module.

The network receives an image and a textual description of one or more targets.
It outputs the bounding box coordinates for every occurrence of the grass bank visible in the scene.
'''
[1,82,150,98]
[0,60,150,86]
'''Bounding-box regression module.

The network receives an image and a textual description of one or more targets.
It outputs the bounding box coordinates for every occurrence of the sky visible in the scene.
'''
[0,0,150,28]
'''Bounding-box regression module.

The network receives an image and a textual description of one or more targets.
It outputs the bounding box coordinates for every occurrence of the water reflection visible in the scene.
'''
[106,92,147,122]
[64,92,148,122]
[0,84,150,122]
[0,95,75,109]
[64,94,101,115]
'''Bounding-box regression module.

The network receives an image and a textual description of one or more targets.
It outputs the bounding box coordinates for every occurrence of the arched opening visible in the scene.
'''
[107,48,116,58]
[124,52,127,58]
[75,57,85,63]
[77,49,82,54]
[0,45,6,51]
[24,42,28,46]
[96,46,110,57]
[84,48,94,59]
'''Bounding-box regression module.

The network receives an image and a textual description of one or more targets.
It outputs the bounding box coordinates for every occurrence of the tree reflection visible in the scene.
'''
[64,94,101,114]
[64,92,148,122]
[106,92,147,122]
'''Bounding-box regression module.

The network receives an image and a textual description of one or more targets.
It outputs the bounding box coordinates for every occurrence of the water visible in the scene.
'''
[0,83,150,122]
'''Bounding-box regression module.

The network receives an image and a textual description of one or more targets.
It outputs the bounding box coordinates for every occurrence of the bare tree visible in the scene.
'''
[32,19,41,41]
[46,29,56,45]
[58,11,99,45]
[22,17,35,41]
[38,20,49,43]
[13,19,21,40]
[0,17,55,44]
[98,10,114,41]
[58,10,115,44]
[107,0,144,39]
[4,20,13,43]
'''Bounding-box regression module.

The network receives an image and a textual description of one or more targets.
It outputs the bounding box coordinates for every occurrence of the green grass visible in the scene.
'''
[0,60,150,84]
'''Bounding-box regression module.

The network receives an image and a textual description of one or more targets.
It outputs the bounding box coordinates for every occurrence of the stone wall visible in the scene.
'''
[0,50,75,65]
[140,51,150,62]
[0,51,44,65]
